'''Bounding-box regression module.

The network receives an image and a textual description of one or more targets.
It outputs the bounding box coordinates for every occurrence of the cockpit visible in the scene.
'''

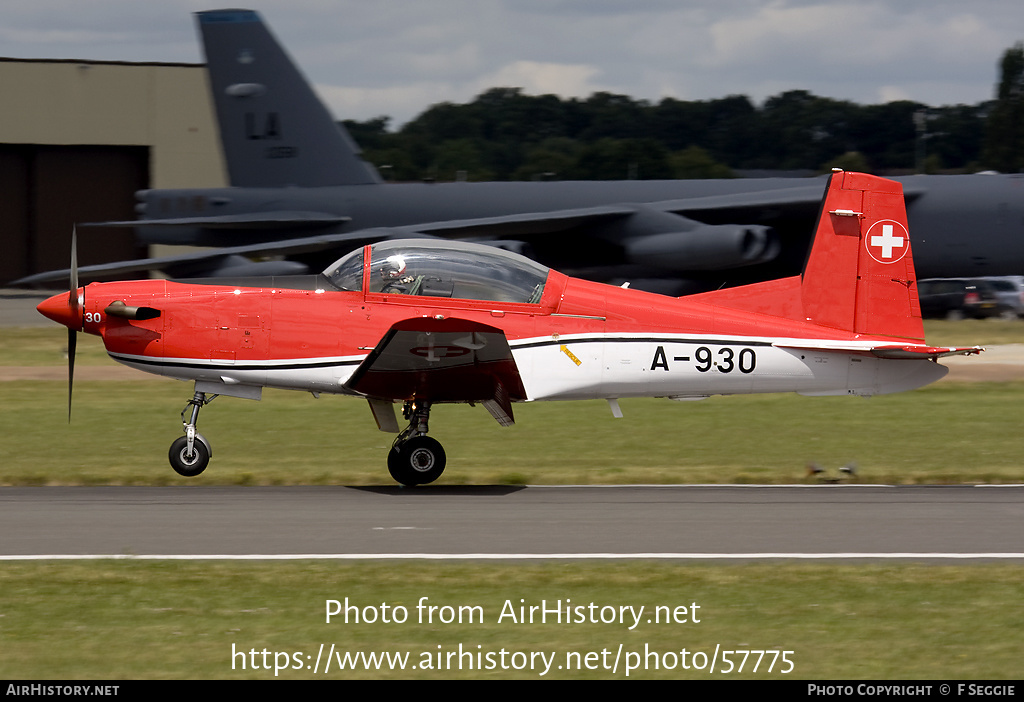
[323,239,549,304]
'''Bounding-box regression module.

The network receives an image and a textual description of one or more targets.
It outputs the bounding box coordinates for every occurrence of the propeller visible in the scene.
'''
[67,227,80,422]
[37,228,162,421]
[35,226,87,422]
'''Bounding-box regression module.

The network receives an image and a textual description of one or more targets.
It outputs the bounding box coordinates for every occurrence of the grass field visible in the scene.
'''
[1,561,1022,679]
[3,377,1024,486]
[2,324,1022,680]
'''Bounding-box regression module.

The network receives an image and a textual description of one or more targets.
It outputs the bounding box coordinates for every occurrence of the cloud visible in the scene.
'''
[877,85,913,103]
[317,83,450,125]
[472,61,605,98]
[318,61,606,125]
[687,2,1014,105]
[1,0,1020,123]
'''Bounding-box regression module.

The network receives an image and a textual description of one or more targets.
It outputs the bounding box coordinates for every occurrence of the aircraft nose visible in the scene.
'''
[37,291,83,330]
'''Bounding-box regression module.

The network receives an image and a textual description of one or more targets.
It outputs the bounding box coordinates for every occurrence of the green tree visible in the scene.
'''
[983,42,1024,172]
[571,138,673,180]
[669,146,734,179]
[848,101,923,170]
[824,151,870,173]
[511,138,583,180]
[429,138,497,182]
[340,116,391,150]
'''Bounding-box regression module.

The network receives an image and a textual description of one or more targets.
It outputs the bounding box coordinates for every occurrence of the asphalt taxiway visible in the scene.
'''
[1,485,1021,560]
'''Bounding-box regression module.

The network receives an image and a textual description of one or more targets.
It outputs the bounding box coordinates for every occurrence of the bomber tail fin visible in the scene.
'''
[693,170,924,342]
[196,9,381,187]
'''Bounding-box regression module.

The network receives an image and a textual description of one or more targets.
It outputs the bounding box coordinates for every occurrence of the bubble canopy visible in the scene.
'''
[323,239,549,304]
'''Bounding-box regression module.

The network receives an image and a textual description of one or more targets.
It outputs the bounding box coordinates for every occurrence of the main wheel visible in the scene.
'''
[387,436,446,486]
[169,436,210,477]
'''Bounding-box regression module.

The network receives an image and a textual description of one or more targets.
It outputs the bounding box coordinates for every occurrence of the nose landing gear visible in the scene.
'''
[168,389,216,477]
[387,400,446,486]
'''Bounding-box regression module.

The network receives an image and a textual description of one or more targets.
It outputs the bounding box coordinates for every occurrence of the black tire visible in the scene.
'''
[169,436,210,477]
[387,436,446,486]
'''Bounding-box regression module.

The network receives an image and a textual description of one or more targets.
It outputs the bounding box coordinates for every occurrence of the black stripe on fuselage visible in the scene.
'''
[509,336,776,351]
[109,353,362,373]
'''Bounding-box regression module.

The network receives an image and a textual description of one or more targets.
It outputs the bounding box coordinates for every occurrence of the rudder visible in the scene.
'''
[801,170,923,341]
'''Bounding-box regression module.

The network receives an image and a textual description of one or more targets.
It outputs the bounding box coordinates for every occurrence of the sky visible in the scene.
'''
[2,1,1021,128]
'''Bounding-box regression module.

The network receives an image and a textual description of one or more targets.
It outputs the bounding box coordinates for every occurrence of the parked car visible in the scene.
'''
[917,278,1008,319]
[977,276,1024,318]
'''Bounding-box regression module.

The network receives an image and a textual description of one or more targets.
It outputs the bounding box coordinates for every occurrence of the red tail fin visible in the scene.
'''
[801,170,922,341]
[692,170,923,342]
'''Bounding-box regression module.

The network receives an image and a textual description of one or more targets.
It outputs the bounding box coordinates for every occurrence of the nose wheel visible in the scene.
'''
[387,401,446,486]
[169,435,210,477]
[169,389,216,477]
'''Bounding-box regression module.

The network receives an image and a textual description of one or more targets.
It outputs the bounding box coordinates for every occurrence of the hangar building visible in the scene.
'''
[0,58,225,285]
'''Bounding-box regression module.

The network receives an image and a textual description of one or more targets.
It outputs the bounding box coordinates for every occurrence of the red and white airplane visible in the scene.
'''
[38,171,980,485]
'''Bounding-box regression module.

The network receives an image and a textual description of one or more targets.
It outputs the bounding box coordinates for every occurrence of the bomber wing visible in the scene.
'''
[17,181,931,287]
[11,228,433,286]
[344,317,527,430]
[88,211,349,229]
[15,206,629,285]
[653,184,825,217]
[654,182,928,218]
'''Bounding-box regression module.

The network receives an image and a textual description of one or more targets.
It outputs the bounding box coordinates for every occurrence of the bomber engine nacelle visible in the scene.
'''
[590,205,779,273]
[624,222,779,272]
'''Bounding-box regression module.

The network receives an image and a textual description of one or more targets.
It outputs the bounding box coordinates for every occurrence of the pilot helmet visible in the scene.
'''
[380,254,407,279]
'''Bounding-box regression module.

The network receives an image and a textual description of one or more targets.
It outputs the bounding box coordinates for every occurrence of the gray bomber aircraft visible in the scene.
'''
[17,8,1024,294]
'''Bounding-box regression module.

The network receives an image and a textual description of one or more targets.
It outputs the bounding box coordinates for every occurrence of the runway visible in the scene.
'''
[2,485,1022,560]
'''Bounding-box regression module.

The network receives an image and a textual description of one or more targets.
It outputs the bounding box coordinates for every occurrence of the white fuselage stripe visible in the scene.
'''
[109,333,943,400]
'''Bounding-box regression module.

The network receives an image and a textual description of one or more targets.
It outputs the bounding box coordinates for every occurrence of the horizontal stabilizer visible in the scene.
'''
[775,342,984,360]
[869,345,984,360]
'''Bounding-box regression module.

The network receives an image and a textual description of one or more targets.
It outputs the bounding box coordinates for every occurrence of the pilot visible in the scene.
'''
[380,254,417,293]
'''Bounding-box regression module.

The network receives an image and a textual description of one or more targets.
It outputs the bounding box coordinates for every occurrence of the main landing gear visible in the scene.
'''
[164,389,446,486]
[168,389,216,477]
[387,400,446,486]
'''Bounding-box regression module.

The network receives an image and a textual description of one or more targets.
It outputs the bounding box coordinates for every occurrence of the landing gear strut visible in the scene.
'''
[387,400,446,486]
[168,389,216,477]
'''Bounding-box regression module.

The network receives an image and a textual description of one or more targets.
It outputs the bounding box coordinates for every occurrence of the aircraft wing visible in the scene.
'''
[387,204,634,238]
[11,228,437,286]
[652,184,826,216]
[15,182,931,288]
[14,206,630,285]
[653,182,929,217]
[344,317,527,429]
[88,211,350,229]
[101,204,632,237]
